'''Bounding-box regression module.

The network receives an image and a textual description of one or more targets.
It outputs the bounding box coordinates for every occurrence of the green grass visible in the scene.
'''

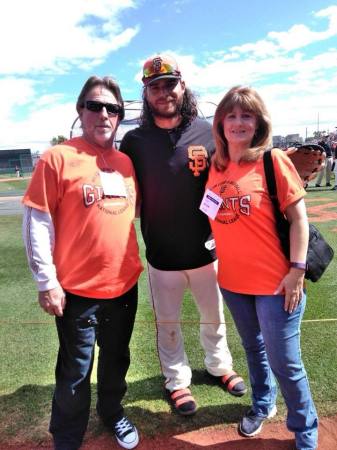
[0,188,336,444]
[0,178,30,196]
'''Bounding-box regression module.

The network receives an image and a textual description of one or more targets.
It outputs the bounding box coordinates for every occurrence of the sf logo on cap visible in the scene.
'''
[152,57,163,73]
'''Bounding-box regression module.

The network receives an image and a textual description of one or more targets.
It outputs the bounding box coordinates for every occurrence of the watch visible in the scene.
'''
[290,262,307,270]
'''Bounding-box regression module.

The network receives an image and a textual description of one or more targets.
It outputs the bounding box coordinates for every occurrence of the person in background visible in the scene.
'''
[315,135,333,187]
[331,141,337,190]
[22,76,142,450]
[120,54,246,417]
[206,85,318,450]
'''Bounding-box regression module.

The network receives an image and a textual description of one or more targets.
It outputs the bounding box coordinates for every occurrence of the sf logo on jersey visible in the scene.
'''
[188,145,208,177]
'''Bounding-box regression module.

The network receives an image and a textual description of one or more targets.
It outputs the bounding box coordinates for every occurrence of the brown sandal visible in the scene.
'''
[167,388,197,416]
[221,371,247,397]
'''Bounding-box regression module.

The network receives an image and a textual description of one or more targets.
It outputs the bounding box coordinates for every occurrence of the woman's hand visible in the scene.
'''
[277,198,308,313]
[274,268,305,313]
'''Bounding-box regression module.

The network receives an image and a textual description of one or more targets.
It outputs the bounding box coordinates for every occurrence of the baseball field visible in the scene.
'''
[0,177,336,449]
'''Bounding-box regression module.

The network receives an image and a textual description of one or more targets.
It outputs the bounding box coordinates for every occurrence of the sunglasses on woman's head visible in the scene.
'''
[85,100,123,117]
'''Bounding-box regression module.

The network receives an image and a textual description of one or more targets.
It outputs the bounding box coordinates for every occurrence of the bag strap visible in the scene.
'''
[263,149,279,207]
[263,149,290,259]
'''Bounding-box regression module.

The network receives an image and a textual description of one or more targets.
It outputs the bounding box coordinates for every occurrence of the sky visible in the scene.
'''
[0,0,336,152]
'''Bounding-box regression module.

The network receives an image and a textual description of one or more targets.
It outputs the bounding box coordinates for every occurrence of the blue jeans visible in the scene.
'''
[49,284,138,450]
[221,288,318,450]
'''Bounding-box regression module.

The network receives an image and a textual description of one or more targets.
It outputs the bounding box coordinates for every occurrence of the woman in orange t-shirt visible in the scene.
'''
[206,86,317,450]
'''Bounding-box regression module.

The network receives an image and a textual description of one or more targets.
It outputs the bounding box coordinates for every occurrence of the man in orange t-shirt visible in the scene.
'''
[22,76,142,450]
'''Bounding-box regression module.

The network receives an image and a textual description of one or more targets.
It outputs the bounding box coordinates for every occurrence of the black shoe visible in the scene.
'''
[315,184,321,187]
[239,405,277,437]
[112,417,139,449]
[326,183,332,187]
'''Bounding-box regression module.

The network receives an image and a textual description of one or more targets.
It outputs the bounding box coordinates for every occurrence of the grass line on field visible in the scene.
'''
[1,318,337,325]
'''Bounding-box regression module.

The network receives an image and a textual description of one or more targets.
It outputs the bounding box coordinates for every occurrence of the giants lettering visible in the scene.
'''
[221,195,251,216]
[83,184,104,207]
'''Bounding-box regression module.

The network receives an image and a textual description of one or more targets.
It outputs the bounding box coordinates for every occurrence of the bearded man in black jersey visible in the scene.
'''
[120,54,246,416]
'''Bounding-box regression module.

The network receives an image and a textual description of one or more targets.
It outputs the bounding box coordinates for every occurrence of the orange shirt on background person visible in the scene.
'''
[23,137,143,299]
[206,148,306,295]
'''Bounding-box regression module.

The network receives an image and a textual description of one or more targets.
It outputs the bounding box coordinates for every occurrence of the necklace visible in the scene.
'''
[86,140,115,172]
[97,148,111,170]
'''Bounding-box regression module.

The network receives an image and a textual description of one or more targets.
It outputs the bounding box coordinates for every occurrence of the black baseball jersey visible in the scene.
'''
[120,117,215,270]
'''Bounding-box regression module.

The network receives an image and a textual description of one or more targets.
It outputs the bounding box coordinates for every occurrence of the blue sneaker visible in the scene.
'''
[239,405,277,437]
[112,416,139,449]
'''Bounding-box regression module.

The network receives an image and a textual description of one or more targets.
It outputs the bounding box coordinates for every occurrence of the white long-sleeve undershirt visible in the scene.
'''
[22,206,60,291]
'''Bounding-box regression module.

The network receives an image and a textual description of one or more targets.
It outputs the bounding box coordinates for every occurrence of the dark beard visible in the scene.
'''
[148,100,183,119]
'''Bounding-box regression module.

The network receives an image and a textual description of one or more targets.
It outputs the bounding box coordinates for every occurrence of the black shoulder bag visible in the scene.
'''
[263,149,334,282]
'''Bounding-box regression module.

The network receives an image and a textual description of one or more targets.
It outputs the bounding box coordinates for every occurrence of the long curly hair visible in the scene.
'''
[139,86,198,128]
[212,85,272,171]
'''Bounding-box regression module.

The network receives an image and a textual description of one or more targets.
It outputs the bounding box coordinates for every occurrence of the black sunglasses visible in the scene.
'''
[85,100,123,117]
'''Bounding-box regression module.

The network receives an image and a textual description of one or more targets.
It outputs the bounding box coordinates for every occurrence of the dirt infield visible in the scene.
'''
[1,415,336,449]
[83,415,337,450]
[0,176,31,182]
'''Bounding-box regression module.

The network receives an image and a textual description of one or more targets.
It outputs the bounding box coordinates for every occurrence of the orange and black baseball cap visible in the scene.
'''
[142,54,181,86]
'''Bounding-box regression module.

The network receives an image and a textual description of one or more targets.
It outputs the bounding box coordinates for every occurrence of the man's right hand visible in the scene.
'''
[38,286,66,317]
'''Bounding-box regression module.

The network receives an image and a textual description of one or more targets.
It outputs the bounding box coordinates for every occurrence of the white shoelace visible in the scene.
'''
[115,417,133,436]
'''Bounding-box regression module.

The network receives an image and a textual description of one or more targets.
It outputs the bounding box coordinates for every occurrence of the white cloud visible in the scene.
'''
[0,100,76,153]
[231,5,337,57]
[1,2,337,150]
[0,0,140,150]
[134,32,337,139]
[254,80,337,137]
[0,78,36,120]
[0,0,139,75]
[0,79,67,152]
[167,6,337,138]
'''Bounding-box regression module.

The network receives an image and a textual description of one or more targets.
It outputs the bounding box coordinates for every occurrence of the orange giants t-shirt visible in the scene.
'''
[23,137,143,298]
[206,148,306,294]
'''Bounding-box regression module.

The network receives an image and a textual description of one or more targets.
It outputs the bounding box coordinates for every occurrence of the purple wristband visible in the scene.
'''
[290,262,307,270]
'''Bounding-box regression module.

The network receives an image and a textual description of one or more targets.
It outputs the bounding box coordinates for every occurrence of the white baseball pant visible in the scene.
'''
[147,261,233,392]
